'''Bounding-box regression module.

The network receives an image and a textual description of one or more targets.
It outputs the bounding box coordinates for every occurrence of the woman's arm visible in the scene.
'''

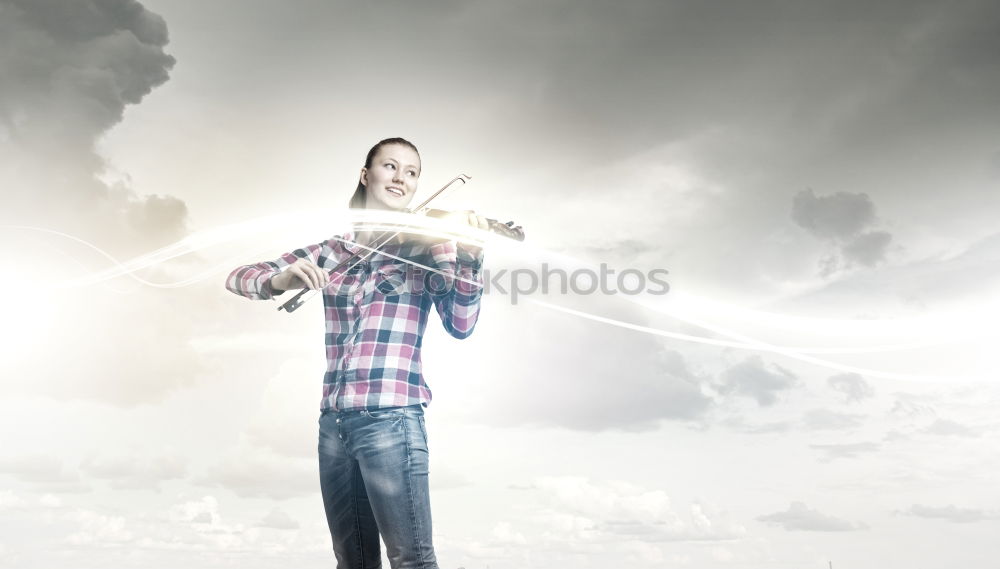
[427,240,485,339]
[224,236,353,301]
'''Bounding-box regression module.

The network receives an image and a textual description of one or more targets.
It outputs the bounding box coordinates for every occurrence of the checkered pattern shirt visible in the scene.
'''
[225,229,485,411]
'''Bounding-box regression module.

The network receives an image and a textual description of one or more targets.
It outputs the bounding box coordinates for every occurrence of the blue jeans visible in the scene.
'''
[318,404,439,569]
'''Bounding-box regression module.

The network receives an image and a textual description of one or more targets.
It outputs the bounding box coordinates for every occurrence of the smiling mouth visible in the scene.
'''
[386,186,405,197]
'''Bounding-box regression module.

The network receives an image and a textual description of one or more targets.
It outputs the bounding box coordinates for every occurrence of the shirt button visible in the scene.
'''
[336,418,341,423]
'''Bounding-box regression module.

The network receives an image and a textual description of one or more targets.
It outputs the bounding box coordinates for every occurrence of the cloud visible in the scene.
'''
[791,189,878,241]
[0,490,26,509]
[842,230,893,267]
[791,189,893,273]
[900,504,1000,523]
[0,281,212,406]
[529,476,746,542]
[764,229,1000,320]
[257,508,301,530]
[808,441,881,462]
[443,289,714,432]
[757,501,867,531]
[0,0,213,409]
[0,454,89,493]
[169,495,221,525]
[920,418,980,438]
[194,448,316,500]
[827,373,874,403]
[462,475,745,566]
[0,0,186,256]
[80,452,187,490]
[801,408,865,431]
[721,416,793,434]
[716,354,799,407]
[243,358,324,460]
[66,509,134,546]
[889,393,938,419]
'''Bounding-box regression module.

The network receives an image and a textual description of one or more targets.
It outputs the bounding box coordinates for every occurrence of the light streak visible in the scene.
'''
[2,210,993,383]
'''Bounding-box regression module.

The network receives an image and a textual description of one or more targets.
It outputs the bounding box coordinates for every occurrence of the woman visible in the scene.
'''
[225,137,488,569]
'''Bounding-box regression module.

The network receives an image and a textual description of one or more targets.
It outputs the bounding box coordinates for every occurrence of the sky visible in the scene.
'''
[1,0,999,568]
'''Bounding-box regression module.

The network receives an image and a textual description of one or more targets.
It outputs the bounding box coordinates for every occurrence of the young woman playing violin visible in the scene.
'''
[225,137,487,569]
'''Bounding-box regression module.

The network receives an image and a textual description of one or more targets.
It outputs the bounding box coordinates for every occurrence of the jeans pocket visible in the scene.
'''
[418,414,428,447]
[363,407,405,420]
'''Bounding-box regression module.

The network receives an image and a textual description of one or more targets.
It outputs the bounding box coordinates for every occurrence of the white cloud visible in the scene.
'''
[169,495,221,525]
[66,509,134,545]
[257,507,300,530]
[194,447,316,500]
[39,494,62,508]
[921,418,980,438]
[716,354,800,407]
[0,454,89,493]
[80,451,187,489]
[801,408,866,431]
[827,372,875,403]
[901,504,1000,523]
[757,501,867,532]
[0,490,25,509]
[808,441,881,462]
[244,358,325,460]
[439,291,714,432]
[527,476,745,542]
[447,475,745,568]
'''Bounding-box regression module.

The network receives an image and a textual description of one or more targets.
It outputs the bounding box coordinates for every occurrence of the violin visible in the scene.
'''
[278,175,524,313]
[386,207,525,245]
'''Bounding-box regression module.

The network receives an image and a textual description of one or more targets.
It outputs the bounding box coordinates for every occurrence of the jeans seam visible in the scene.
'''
[403,411,426,568]
[352,460,365,568]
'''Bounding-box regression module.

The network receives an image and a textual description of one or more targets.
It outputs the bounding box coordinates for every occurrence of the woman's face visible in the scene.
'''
[360,143,421,211]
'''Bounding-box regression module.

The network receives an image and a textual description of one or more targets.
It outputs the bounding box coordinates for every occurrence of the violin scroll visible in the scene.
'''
[487,219,525,241]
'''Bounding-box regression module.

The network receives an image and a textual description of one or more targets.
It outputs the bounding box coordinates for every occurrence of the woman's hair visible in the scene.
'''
[348,137,420,209]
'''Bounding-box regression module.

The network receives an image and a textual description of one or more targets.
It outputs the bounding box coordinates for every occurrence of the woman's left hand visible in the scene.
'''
[397,208,489,248]
[418,209,489,232]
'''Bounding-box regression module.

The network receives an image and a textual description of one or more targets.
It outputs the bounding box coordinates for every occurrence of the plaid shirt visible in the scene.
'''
[225,229,485,411]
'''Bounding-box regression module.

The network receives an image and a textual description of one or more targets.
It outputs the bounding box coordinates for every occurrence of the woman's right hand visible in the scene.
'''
[271,259,329,292]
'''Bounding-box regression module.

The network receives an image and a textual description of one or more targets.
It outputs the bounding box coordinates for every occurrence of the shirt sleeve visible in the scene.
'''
[224,235,354,301]
[427,240,485,339]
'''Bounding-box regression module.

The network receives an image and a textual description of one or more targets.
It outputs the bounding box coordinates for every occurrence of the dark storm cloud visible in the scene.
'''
[131,0,1000,300]
[434,0,1000,287]
[791,190,878,241]
[198,0,1000,166]
[457,0,1000,163]
[841,231,893,266]
[827,372,875,403]
[716,354,799,407]
[0,0,184,255]
[791,189,893,271]
[0,0,209,408]
[1,0,173,134]
[757,501,867,532]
